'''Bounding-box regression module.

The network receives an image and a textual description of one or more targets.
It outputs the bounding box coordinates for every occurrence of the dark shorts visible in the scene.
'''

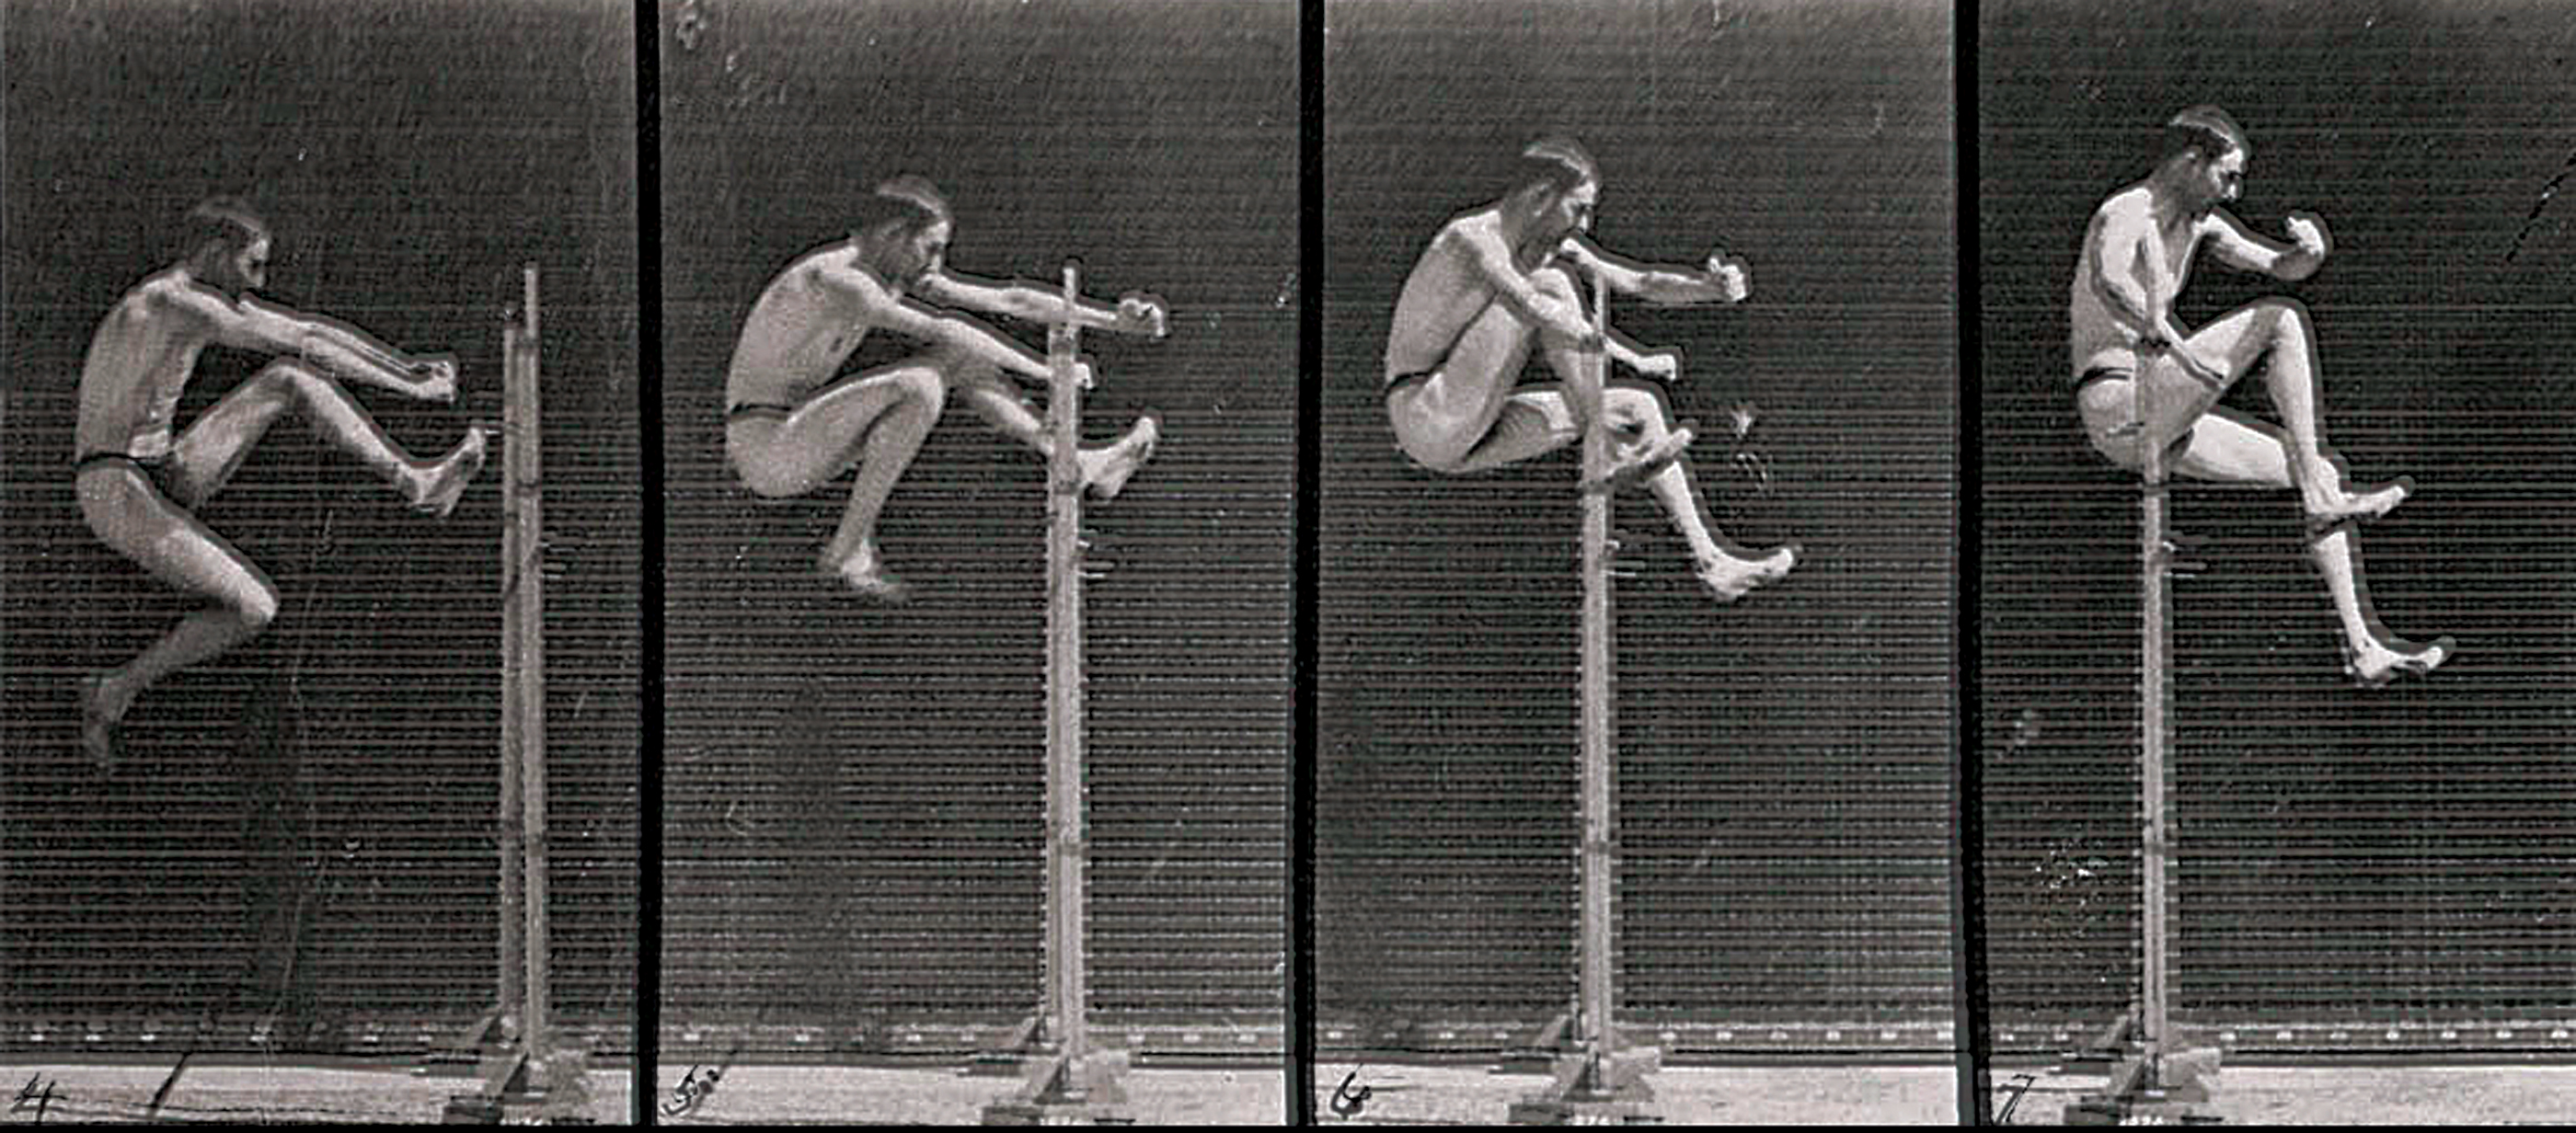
[2074,365,2129,393]
[1384,370,1436,398]
[74,452,181,502]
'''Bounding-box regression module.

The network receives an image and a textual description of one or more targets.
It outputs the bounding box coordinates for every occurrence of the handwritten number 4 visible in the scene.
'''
[12,1076,56,1123]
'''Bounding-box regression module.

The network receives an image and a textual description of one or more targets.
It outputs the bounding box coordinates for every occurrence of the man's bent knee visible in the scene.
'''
[234,585,281,632]
[916,345,996,389]
[1601,385,1673,432]
[250,359,328,395]
[2258,297,2312,339]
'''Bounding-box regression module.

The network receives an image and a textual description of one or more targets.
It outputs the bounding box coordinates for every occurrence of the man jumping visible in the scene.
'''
[1382,136,1797,601]
[721,175,1166,601]
[75,197,488,770]
[2070,106,2452,686]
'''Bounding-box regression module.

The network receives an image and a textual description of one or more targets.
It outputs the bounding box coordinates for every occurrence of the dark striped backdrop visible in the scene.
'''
[655,0,1294,1057]
[0,0,639,1056]
[1980,0,2576,1055]
[1318,0,1957,1055]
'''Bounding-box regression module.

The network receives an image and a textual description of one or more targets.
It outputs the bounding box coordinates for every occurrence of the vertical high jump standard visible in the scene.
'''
[982,261,1134,1125]
[1508,270,1661,1125]
[432,265,571,1122]
[2066,350,2221,1126]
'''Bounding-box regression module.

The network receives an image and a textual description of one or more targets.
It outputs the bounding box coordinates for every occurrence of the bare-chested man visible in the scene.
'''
[723,176,1165,602]
[1384,136,1798,601]
[2072,106,2450,686]
[75,198,488,770]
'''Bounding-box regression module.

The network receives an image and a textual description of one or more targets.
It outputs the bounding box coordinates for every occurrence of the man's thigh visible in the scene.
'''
[75,464,275,611]
[728,367,925,496]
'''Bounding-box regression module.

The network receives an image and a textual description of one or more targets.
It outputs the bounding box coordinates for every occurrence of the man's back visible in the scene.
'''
[77,271,213,462]
[1385,207,1509,383]
[725,244,883,409]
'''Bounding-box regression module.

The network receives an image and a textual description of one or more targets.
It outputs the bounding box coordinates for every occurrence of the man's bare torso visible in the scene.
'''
[2070,182,2210,373]
[1385,207,1534,383]
[726,244,899,409]
[76,271,222,462]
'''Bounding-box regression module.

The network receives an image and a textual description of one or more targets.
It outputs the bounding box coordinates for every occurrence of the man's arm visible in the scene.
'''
[170,285,448,399]
[818,261,1056,384]
[916,269,1166,338]
[1603,328,1679,382]
[2202,208,2328,282]
[1561,237,1746,306]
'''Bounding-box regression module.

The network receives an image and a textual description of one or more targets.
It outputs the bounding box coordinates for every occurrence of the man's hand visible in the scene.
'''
[412,356,459,403]
[1632,349,1682,383]
[1703,251,1751,303]
[1114,292,1168,338]
[2284,211,2330,260]
[1535,294,1603,349]
[2138,334,2223,386]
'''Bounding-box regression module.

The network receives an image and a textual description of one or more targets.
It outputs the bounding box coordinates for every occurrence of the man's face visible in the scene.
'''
[2192,148,2245,215]
[230,235,271,292]
[1541,179,1599,243]
[903,220,949,284]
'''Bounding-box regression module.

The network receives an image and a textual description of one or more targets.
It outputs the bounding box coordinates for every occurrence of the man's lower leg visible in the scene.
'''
[1644,463,1796,601]
[2310,526,2450,683]
[93,607,267,724]
[818,402,936,601]
[2262,331,2407,521]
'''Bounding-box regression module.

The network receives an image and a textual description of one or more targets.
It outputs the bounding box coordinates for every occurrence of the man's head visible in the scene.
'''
[1505,135,1600,247]
[2159,106,2248,216]
[182,197,271,296]
[853,174,953,286]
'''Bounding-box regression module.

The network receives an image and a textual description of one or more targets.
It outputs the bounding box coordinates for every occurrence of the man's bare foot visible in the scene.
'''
[1696,543,1799,603]
[2342,632,2451,688]
[413,426,489,519]
[79,674,123,776]
[2304,473,2410,526]
[1083,413,1162,500]
[819,544,914,604]
[1584,427,1694,492]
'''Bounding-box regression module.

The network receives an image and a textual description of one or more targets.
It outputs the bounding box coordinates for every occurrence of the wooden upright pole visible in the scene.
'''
[511,263,550,1056]
[1044,261,1087,1065]
[497,318,527,1040]
[2138,353,2169,1062]
[1577,271,1616,1058]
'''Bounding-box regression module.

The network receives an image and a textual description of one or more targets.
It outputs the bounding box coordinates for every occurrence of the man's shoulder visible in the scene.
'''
[2094,182,2156,221]
[1432,202,1504,238]
[127,269,226,319]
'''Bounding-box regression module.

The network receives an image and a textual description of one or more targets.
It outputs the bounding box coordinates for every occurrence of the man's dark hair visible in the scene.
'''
[183,196,269,258]
[1515,135,1599,197]
[2162,105,2248,166]
[852,175,952,239]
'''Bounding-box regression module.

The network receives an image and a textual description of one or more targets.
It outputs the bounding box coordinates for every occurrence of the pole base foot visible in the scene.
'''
[979,1049,1133,1125]
[2068,1048,2223,1126]
[1507,1047,1662,1125]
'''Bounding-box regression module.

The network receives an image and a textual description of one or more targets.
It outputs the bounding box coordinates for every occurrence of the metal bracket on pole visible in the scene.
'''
[982,260,1132,1127]
[1512,270,1660,1126]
